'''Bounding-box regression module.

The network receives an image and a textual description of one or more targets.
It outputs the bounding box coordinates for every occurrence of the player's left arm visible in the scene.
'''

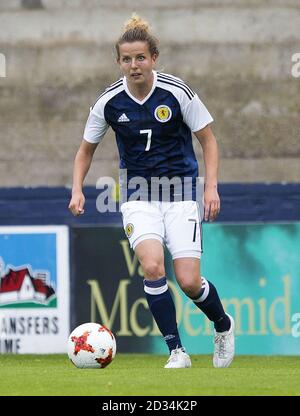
[194,124,220,222]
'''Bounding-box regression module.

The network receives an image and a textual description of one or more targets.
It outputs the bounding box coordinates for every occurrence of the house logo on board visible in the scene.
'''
[0,258,56,308]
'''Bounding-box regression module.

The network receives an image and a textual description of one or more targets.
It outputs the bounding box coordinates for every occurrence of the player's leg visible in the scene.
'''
[120,201,190,368]
[173,257,234,367]
[134,239,187,361]
[165,200,235,367]
[173,258,230,332]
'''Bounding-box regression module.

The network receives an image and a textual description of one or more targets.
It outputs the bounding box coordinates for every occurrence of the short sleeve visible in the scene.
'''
[182,94,213,132]
[83,107,109,144]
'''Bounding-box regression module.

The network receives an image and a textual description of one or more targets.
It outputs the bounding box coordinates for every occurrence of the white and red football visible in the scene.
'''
[68,322,116,369]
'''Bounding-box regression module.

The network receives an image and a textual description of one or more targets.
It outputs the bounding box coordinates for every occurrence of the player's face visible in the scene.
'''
[118,41,157,87]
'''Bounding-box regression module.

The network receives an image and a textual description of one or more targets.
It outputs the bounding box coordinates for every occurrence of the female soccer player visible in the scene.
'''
[69,14,235,368]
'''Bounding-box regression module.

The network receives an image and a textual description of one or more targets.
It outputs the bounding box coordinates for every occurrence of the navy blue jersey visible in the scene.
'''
[84,71,213,200]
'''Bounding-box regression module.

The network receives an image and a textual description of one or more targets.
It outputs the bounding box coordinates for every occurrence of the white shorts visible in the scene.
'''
[120,200,203,259]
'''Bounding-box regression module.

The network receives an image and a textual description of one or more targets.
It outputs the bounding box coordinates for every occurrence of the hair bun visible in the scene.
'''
[124,13,150,32]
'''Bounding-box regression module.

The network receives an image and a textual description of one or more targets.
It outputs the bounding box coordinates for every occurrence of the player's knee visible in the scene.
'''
[178,278,199,297]
[142,261,165,280]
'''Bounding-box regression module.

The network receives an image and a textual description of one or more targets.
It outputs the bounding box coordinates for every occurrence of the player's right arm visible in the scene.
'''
[68,139,99,216]
[69,86,112,215]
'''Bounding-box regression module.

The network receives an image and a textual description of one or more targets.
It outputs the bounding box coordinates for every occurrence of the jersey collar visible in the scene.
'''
[123,70,157,105]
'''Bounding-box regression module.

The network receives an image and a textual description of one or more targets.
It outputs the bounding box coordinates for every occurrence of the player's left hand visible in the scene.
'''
[204,185,220,222]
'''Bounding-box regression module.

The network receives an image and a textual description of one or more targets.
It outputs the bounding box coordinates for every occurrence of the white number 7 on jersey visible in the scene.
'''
[140,129,152,151]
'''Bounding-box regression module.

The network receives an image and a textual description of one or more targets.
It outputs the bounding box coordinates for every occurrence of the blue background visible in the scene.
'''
[0,233,57,288]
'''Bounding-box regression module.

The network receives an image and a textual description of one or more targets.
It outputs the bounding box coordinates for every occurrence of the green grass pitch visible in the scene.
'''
[0,354,300,396]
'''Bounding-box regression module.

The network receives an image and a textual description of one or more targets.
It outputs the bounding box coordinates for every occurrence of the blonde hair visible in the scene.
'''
[115,13,159,59]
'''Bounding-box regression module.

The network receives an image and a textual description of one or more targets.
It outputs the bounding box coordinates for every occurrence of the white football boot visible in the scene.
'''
[164,347,192,369]
[213,313,235,368]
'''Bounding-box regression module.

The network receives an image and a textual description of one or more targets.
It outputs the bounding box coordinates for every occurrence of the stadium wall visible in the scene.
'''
[0,1,300,186]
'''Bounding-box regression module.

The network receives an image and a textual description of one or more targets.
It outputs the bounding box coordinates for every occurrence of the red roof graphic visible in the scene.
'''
[0,267,55,299]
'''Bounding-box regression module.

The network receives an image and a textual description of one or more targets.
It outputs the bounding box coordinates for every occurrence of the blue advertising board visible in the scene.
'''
[0,226,70,353]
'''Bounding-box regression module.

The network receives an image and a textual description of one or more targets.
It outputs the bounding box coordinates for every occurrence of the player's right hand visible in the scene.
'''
[68,191,85,216]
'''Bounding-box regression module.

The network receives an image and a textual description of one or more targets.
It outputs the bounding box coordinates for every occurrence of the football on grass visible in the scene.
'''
[68,322,116,368]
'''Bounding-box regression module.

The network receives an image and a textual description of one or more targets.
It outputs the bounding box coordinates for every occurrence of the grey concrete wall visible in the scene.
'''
[0,0,300,186]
